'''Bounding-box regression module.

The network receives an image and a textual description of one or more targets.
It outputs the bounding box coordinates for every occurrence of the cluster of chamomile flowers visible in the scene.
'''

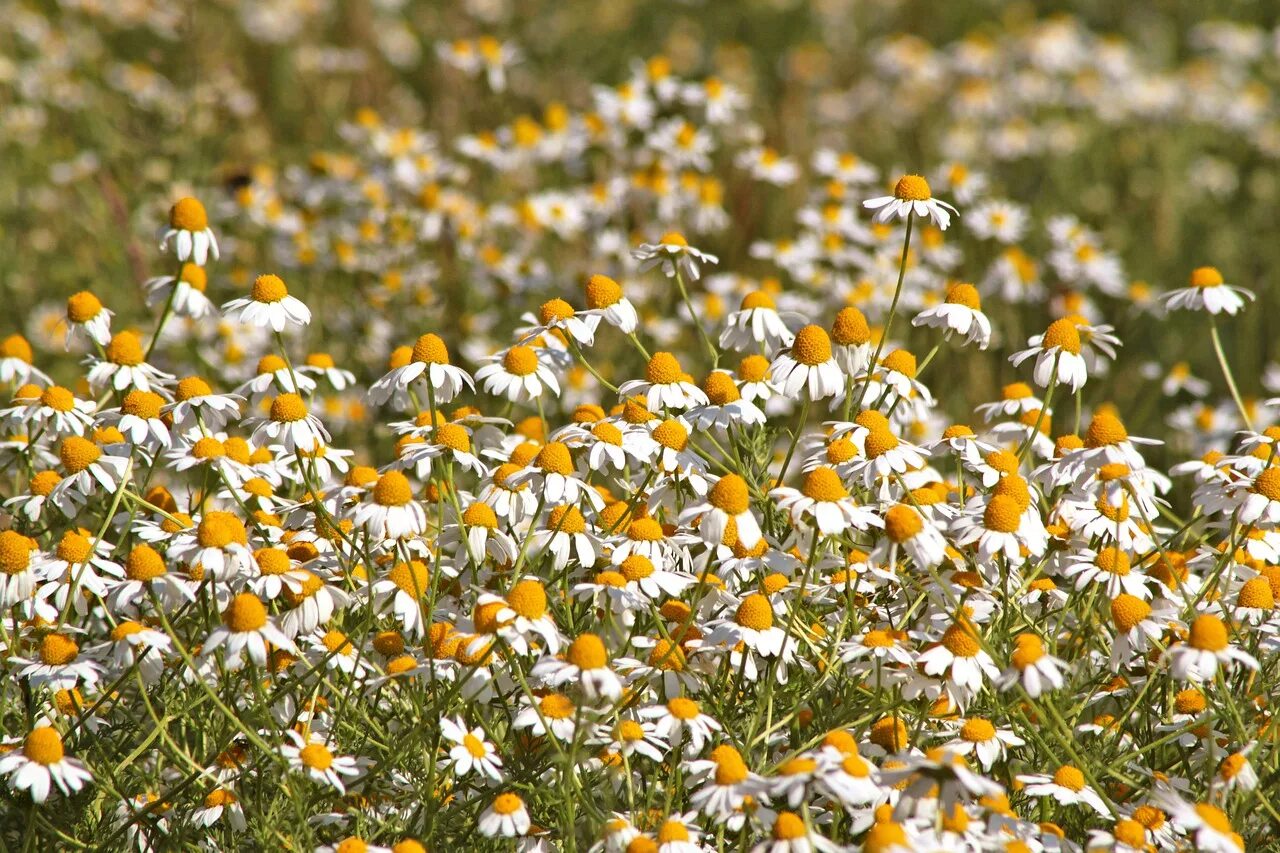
[1,169,1278,853]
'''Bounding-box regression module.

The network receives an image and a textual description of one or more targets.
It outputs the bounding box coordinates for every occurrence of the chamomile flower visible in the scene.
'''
[368,334,475,407]
[863,174,958,230]
[161,197,219,265]
[247,393,330,453]
[583,273,639,334]
[478,792,531,838]
[440,716,503,781]
[769,325,844,401]
[1162,266,1254,316]
[0,727,92,804]
[202,592,295,670]
[475,344,560,402]
[912,282,992,349]
[144,262,216,318]
[1010,318,1090,392]
[1168,614,1258,682]
[632,232,719,281]
[63,291,113,348]
[719,291,799,354]
[280,730,362,794]
[772,466,882,536]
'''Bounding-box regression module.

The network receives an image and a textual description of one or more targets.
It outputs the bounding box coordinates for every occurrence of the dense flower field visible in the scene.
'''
[6,2,1280,851]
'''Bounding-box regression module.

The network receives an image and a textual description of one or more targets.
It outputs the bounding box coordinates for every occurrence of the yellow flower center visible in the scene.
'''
[585,274,622,308]
[653,419,688,451]
[435,423,471,452]
[23,728,65,765]
[539,298,575,324]
[40,633,80,665]
[1253,468,1280,502]
[946,282,981,309]
[252,274,288,303]
[535,441,574,475]
[1239,577,1274,609]
[507,579,548,619]
[1095,547,1131,576]
[56,530,93,564]
[222,593,268,632]
[883,504,924,543]
[703,371,741,405]
[179,263,207,291]
[492,792,524,815]
[1052,765,1085,792]
[740,291,776,311]
[983,494,1022,533]
[41,386,76,413]
[831,307,871,346]
[540,693,575,719]
[60,436,101,474]
[126,545,167,580]
[800,467,848,502]
[1085,412,1128,447]
[270,393,307,423]
[66,291,103,323]
[198,511,248,549]
[567,633,608,669]
[864,428,899,459]
[772,812,807,840]
[388,560,431,598]
[893,174,932,201]
[411,334,450,365]
[668,697,701,720]
[1011,634,1045,668]
[735,593,774,630]
[546,505,586,535]
[659,231,688,247]
[709,474,750,514]
[646,352,684,385]
[298,742,333,771]
[960,718,996,742]
[1110,594,1151,631]
[0,530,33,574]
[30,470,62,497]
[374,471,414,507]
[1040,318,1082,355]
[591,421,623,445]
[170,197,209,231]
[941,623,980,658]
[106,332,145,366]
[1190,266,1225,288]
[462,502,498,529]
[1188,614,1228,652]
[791,325,833,366]
[620,555,654,581]
[882,349,917,378]
[738,354,770,383]
[122,390,164,419]
[502,346,539,376]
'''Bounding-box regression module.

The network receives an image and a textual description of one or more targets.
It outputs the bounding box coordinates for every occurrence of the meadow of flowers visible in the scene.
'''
[7,1,1280,851]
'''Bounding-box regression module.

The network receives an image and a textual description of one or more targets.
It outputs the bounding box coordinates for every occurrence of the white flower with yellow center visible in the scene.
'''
[513,691,580,742]
[5,385,95,436]
[163,376,244,432]
[863,174,958,229]
[144,261,215,318]
[367,333,474,407]
[161,196,219,265]
[769,325,844,402]
[632,231,719,281]
[916,618,999,699]
[1016,764,1109,816]
[233,353,317,404]
[996,633,1066,698]
[873,503,947,569]
[86,330,172,394]
[942,717,1025,771]
[912,282,992,349]
[351,470,427,540]
[63,290,114,348]
[396,422,490,478]
[1169,614,1258,682]
[1162,266,1254,315]
[532,632,623,701]
[719,291,799,355]
[50,436,131,503]
[202,592,295,670]
[222,273,311,331]
[247,393,329,453]
[478,792,531,838]
[475,343,560,402]
[0,727,92,804]
[950,493,1047,565]
[771,466,881,536]
[1010,318,1089,392]
[440,716,503,781]
[370,559,434,637]
[640,697,721,753]
[582,273,639,333]
[280,730,362,794]
[680,473,761,550]
[279,571,351,638]
[619,352,709,412]
[0,529,40,607]
[0,334,51,386]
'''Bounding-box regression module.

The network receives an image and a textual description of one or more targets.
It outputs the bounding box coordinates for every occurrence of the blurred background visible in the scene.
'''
[4,0,1280,462]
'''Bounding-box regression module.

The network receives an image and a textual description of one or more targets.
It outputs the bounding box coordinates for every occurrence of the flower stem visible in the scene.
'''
[1209,315,1253,429]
